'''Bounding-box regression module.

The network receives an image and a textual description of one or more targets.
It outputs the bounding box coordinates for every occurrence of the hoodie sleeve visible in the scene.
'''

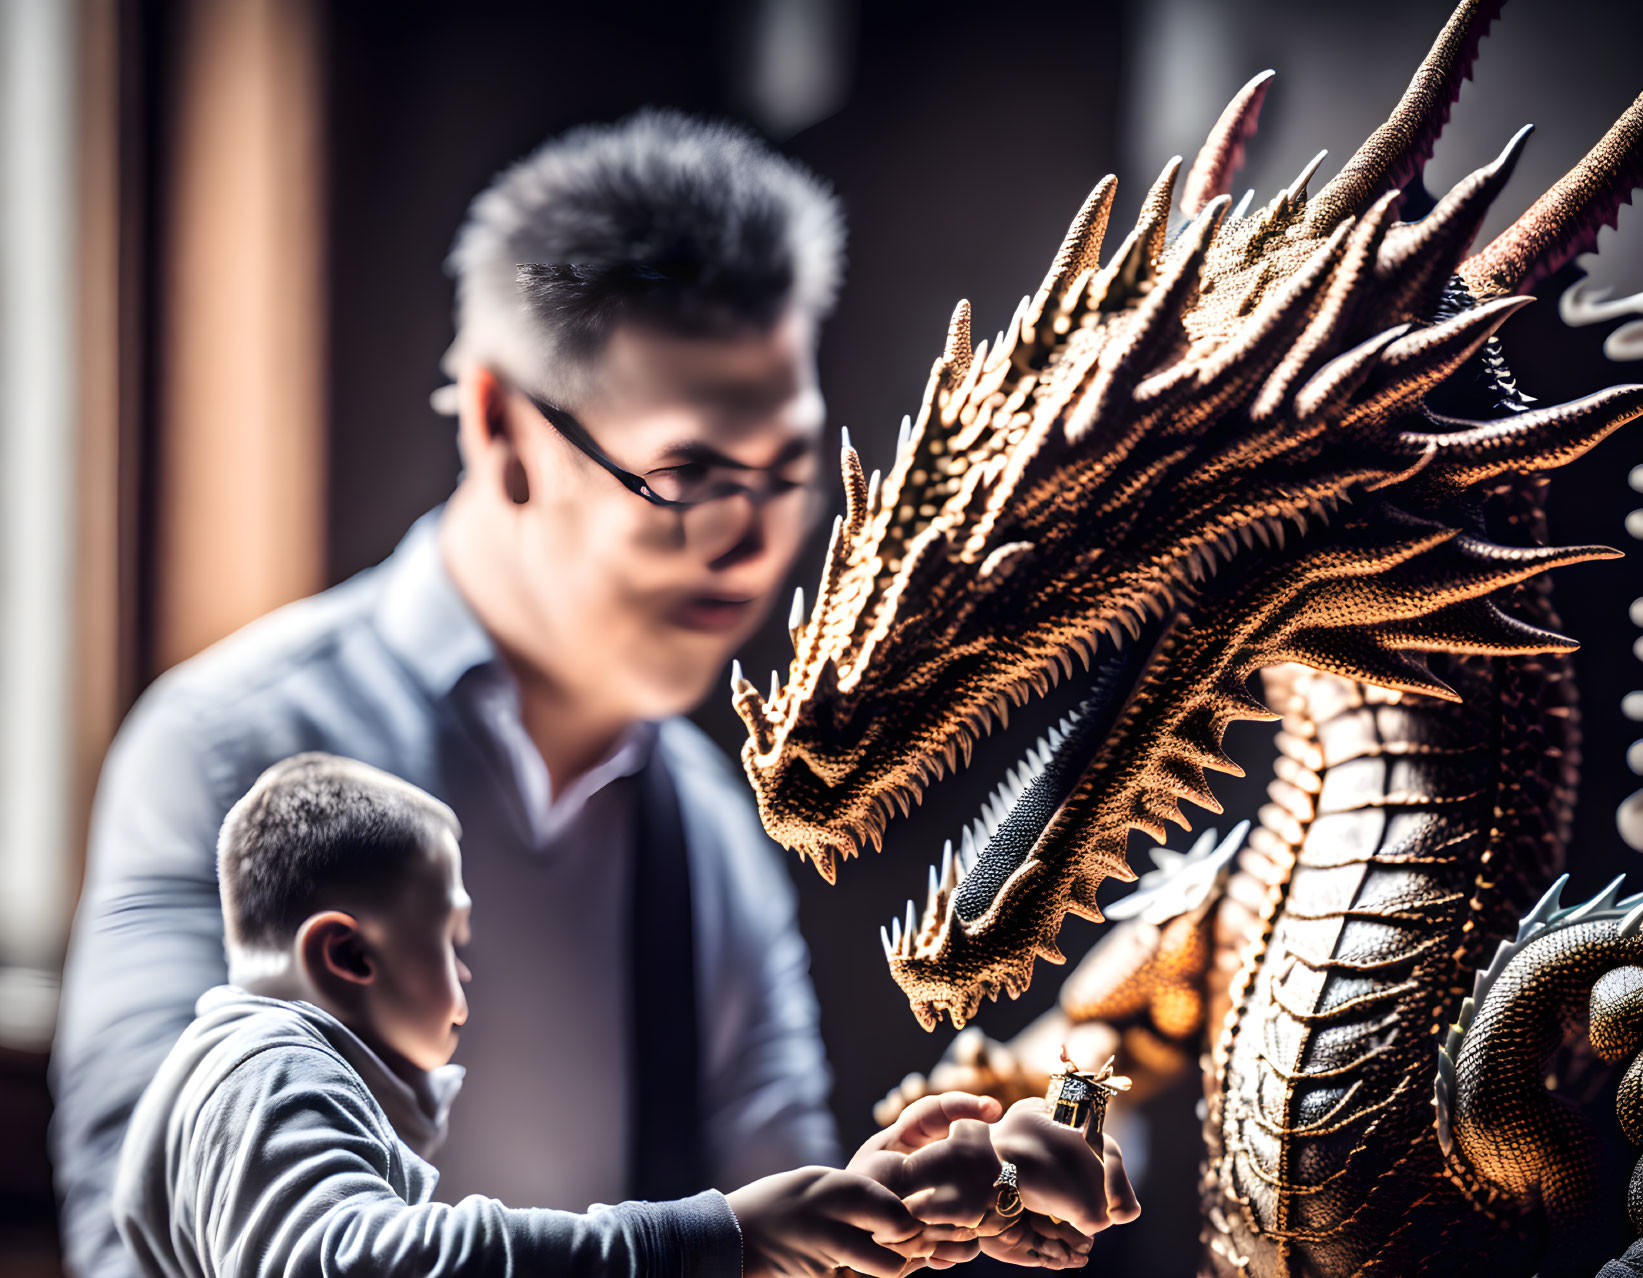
[182,1044,742,1278]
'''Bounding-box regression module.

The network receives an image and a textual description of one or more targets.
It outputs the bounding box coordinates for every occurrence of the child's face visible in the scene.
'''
[354,828,473,1071]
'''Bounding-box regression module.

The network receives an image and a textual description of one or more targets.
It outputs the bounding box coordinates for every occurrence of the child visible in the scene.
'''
[114,753,1134,1278]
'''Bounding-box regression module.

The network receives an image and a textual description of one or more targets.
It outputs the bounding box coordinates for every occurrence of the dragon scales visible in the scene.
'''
[733,3,1643,1274]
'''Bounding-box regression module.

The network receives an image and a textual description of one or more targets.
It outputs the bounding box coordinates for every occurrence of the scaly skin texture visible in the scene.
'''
[733,3,1643,1274]
[1203,635,1582,1276]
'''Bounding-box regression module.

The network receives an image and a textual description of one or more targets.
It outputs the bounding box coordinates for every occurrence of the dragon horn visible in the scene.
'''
[1406,384,1643,487]
[1376,123,1532,319]
[1307,0,1503,230]
[1181,69,1274,217]
[1459,91,1643,298]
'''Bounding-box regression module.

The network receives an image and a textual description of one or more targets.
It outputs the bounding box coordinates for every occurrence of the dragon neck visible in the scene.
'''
[1199,601,1579,1276]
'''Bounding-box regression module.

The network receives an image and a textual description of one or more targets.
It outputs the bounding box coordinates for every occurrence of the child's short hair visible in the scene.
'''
[218,753,462,952]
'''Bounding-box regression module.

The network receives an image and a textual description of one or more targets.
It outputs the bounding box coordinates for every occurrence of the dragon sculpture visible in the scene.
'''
[731,2,1643,1274]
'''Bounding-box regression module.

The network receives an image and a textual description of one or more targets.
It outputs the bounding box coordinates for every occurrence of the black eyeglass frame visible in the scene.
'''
[520,388,693,509]
[517,386,813,512]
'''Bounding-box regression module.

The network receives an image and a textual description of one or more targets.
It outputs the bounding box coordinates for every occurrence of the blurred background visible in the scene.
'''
[2,0,1640,1274]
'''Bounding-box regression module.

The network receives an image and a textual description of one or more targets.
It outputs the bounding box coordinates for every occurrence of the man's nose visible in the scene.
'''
[702,492,768,571]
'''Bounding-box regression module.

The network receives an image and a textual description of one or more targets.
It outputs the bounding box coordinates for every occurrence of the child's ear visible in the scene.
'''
[299,911,374,988]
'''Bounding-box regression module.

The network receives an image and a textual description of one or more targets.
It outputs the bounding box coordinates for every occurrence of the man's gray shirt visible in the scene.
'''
[52,510,839,1278]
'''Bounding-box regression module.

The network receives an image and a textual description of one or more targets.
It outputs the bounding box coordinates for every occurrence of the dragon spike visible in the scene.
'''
[1084,196,1229,429]
[1182,69,1275,217]
[840,430,869,534]
[1463,90,1643,298]
[1382,598,1578,656]
[1452,538,1624,584]
[1041,175,1118,306]
[811,843,837,885]
[1307,0,1503,229]
[1518,873,1570,940]
[1347,294,1532,426]
[1294,323,1411,423]
[1564,874,1630,924]
[1138,155,1185,273]
[1170,220,1353,433]
[1378,123,1533,319]
[788,586,806,647]
[1252,193,1401,422]
[1276,631,1460,702]
[942,299,974,378]
[1406,384,1643,488]
[1284,149,1330,205]
[731,661,777,752]
[1618,899,1643,941]
[1106,156,1184,306]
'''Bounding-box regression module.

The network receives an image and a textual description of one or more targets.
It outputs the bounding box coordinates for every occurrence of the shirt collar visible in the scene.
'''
[372,506,661,839]
[374,507,500,698]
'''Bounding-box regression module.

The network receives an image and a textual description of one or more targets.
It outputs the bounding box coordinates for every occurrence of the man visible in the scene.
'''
[53,109,846,1277]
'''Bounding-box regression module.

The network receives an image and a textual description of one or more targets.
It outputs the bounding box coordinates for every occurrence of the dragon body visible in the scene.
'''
[1204,644,1580,1274]
[733,4,1643,1273]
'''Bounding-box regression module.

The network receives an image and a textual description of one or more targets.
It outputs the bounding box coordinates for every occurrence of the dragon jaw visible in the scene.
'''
[734,1,1643,1031]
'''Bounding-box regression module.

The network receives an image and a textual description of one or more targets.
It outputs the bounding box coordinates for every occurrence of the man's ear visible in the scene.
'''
[298,911,375,990]
[456,365,530,505]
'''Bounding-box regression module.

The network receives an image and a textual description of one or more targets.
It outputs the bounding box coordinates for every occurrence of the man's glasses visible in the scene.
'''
[518,387,811,510]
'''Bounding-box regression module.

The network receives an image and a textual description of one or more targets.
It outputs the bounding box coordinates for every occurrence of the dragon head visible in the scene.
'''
[734,0,1643,1030]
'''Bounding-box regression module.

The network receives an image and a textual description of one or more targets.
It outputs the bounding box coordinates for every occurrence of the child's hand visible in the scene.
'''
[848,1092,1004,1268]
[989,1098,1141,1238]
[726,1165,927,1278]
[980,1213,1095,1269]
[880,1095,1105,1269]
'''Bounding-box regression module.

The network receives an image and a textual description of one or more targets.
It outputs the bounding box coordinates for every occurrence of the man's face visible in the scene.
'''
[502,307,826,720]
[355,828,473,1072]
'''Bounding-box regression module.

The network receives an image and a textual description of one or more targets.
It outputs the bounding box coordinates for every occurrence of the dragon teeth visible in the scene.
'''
[881,925,894,960]
[890,916,902,949]
[905,900,916,948]
[941,839,955,888]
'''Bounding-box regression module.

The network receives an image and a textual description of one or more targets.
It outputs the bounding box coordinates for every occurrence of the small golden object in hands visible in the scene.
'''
[1045,1046,1131,1142]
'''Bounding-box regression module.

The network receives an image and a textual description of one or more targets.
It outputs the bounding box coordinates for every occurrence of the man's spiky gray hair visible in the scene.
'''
[443,107,844,407]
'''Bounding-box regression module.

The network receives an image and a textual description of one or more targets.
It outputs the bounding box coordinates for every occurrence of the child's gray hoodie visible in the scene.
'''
[113,986,741,1278]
